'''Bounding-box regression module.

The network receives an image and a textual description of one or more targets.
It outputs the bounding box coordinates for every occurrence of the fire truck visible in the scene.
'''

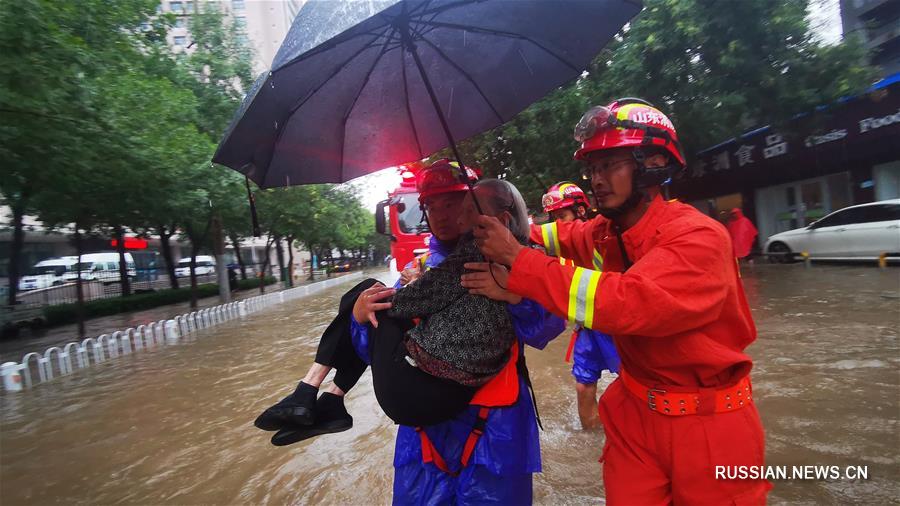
[375,163,430,274]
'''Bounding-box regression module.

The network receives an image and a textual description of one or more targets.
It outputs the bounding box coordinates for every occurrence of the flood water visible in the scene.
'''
[1,265,898,505]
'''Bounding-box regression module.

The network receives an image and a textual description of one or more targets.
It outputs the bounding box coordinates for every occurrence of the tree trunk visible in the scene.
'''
[286,236,295,287]
[274,235,286,286]
[74,226,86,339]
[114,226,132,297]
[259,235,274,294]
[230,234,247,280]
[189,242,199,310]
[7,202,26,307]
[158,225,179,290]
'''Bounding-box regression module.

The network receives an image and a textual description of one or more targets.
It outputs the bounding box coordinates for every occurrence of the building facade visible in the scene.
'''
[159,0,304,72]
[841,0,900,75]
[672,75,900,249]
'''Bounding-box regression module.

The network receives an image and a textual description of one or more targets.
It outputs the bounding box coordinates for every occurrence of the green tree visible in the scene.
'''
[454,0,877,207]
[0,0,159,306]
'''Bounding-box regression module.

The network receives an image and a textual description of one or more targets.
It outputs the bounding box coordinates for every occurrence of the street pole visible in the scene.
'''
[211,213,231,303]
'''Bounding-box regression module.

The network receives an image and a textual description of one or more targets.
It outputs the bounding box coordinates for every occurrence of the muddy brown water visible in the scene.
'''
[1,265,898,505]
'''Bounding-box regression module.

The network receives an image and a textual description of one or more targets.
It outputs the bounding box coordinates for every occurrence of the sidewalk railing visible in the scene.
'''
[1,272,363,393]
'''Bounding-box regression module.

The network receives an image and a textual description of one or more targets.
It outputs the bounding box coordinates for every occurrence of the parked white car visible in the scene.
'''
[18,256,78,291]
[765,199,900,262]
[175,256,217,277]
[62,252,137,283]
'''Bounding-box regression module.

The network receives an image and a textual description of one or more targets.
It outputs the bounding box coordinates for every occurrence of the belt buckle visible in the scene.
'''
[647,388,666,412]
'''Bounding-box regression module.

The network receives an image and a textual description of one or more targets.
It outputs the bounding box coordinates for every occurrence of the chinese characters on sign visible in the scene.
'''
[763,134,788,159]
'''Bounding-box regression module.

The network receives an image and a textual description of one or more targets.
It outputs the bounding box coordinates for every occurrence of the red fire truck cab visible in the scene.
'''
[375,164,430,274]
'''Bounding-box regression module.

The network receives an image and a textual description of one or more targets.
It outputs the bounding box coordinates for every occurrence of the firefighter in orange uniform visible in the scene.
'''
[467,98,771,505]
[540,182,620,430]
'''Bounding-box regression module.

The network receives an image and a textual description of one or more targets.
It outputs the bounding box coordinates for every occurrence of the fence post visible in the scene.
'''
[134,325,146,351]
[63,343,80,373]
[2,362,23,392]
[164,320,180,342]
[122,329,134,355]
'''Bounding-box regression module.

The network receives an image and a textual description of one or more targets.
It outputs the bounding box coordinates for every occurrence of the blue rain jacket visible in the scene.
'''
[350,238,564,504]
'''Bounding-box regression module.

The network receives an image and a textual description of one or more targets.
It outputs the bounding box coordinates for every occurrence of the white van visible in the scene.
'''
[175,255,217,277]
[62,252,137,284]
[18,256,78,291]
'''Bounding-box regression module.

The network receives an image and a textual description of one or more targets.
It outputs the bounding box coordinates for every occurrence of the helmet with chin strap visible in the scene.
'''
[573,98,686,217]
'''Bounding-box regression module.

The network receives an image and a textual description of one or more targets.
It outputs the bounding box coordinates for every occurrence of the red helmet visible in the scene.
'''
[416,159,480,203]
[542,182,589,213]
[573,98,686,167]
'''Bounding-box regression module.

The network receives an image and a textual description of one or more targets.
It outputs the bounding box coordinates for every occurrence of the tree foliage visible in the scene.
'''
[453,0,878,208]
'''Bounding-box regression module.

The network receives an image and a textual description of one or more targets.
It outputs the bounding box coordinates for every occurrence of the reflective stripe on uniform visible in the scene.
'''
[541,223,560,257]
[592,249,604,270]
[567,267,602,328]
[418,252,431,271]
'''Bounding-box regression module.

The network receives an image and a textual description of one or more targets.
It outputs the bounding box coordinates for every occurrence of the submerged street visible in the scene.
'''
[1,264,897,505]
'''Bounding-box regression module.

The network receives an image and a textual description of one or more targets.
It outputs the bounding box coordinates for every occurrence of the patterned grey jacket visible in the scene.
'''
[388,235,515,386]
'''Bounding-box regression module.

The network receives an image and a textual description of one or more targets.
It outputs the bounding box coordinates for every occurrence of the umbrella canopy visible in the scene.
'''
[214,0,642,188]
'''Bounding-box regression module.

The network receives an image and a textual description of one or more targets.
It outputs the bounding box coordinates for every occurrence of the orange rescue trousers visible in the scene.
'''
[598,380,772,505]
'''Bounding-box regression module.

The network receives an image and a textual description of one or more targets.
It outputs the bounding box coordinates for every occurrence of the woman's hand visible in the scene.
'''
[460,262,522,304]
[398,264,422,286]
[352,283,396,328]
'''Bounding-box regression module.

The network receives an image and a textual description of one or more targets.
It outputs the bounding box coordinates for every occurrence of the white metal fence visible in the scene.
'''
[1,272,364,392]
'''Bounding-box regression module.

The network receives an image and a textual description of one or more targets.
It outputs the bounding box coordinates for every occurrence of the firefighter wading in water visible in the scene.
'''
[463,98,772,504]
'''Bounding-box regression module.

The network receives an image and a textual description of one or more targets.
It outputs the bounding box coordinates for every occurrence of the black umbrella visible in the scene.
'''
[214,0,642,189]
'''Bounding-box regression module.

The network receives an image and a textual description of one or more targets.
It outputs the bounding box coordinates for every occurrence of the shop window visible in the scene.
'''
[826,172,852,212]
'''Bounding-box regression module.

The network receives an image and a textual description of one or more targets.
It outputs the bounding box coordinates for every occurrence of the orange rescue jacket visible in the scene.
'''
[515,195,755,388]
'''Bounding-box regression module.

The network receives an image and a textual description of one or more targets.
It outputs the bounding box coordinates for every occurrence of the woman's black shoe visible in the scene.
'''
[270,392,353,446]
[254,381,318,431]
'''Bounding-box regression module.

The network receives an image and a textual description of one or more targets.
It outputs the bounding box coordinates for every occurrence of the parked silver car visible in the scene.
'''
[764,199,900,262]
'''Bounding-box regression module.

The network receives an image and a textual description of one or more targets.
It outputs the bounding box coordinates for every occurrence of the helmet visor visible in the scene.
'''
[574,106,616,143]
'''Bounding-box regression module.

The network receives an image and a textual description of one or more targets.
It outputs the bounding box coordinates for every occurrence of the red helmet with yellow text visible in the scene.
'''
[574,98,686,171]
[541,182,589,213]
[416,158,480,203]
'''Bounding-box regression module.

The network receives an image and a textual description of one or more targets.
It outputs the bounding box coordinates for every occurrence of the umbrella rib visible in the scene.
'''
[412,29,504,123]
[276,17,393,72]
[268,27,391,178]
[416,20,581,72]
[400,45,424,158]
[287,29,390,116]
[337,28,399,178]
[416,0,480,18]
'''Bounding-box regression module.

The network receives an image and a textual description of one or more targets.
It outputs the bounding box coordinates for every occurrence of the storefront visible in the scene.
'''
[673,73,900,249]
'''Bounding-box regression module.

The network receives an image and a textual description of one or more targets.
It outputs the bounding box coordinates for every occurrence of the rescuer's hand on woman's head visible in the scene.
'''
[460,262,519,304]
[473,215,524,266]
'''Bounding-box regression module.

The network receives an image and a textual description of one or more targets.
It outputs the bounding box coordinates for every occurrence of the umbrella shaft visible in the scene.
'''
[403,26,484,216]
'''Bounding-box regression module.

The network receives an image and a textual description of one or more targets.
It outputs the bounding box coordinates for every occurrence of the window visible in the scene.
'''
[107,262,118,270]
[234,16,247,27]
[397,193,427,234]
[812,209,850,228]
[174,35,187,46]
[169,1,183,14]
[860,204,900,223]
[184,1,194,13]
[232,0,245,10]
[175,17,186,28]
